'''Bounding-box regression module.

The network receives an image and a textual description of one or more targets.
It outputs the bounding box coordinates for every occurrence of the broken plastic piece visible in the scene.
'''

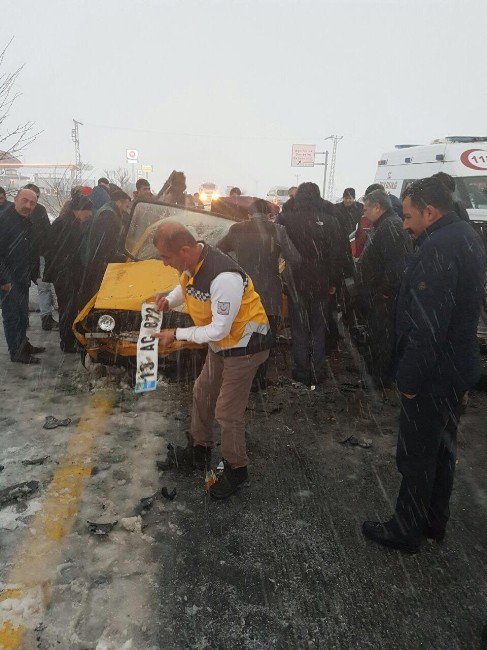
[0,480,39,508]
[87,520,118,536]
[22,456,49,466]
[43,416,72,430]
[160,486,177,501]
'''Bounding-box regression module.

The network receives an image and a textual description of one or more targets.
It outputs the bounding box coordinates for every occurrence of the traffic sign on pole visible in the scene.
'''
[291,144,315,167]
[126,149,139,164]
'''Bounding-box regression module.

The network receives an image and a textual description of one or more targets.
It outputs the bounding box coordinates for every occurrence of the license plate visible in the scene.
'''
[134,302,163,393]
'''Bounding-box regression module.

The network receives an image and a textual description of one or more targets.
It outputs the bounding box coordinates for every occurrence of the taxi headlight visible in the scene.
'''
[98,314,116,332]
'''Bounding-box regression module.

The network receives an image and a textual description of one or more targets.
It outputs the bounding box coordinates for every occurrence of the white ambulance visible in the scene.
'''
[374,136,487,223]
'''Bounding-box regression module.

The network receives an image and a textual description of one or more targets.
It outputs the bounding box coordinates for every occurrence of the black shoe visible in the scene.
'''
[362,519,421,554]
[157,442,212,472]
[423,525,446,542]
[11,351,40,365]
[25,341,46,354]
[209,461,248,500]
[41,314,59,331]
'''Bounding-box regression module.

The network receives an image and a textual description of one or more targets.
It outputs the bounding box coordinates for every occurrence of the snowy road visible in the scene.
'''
[0,314,486,649]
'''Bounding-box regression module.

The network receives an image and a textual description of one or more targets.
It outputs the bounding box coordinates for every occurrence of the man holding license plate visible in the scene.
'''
[152,221,271,500]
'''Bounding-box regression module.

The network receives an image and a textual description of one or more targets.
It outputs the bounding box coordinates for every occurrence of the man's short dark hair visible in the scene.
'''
[230,187,242,196]
[343,187,355,199]
[0,187,5,196]
[402,177,454,213]
[71,195,93,211]
[249,198,273,216]
[136,178,150,191]
[24,182,40,196]
[153,223,197,251]
[98,177,110,186]
[363,189,391,212]
[111,189,131,202]
[365,183,383,195]
[432,172,456,193]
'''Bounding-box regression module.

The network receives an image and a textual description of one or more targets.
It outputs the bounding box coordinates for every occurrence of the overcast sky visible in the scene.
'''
[4,0,486,199]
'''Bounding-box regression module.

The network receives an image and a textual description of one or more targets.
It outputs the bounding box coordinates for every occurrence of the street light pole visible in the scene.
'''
[322,151,329,199]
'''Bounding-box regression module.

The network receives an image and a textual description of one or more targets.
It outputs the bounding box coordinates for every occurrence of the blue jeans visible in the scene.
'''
[288,295,328,384]
[1,283,29,358]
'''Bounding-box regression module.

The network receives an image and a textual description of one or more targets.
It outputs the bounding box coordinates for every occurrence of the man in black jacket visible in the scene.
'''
[79,189,130,308]
[24,183,59,331]
[0,187,12,215]
[44,195,93,352]
[0,188,46,363]
[279,182,341,385]
[363,177,486,553]
[334,188,363,241]
[355,189,412,387]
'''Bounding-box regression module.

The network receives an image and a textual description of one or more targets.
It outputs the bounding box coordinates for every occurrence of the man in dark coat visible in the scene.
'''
[363,177,487,553]
[0,187,12,215]
[279,182,341,386]
[79,189,131,308]
[44,195,93,352]
[24,183,58,331]
[217,198,300,389]
[334,187,363,241]
[366,183,403,219]
[355,189,412,387]
[0,188,45,363]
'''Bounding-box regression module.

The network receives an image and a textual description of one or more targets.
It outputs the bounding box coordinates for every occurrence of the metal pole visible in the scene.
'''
[322,150,329,198]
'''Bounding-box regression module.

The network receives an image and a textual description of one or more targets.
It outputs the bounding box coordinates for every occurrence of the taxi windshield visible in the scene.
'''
[125,202,235,260]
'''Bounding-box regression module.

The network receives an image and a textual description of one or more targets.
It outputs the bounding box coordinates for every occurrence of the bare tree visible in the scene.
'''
[104,167,132,192]
[0,39,39,162]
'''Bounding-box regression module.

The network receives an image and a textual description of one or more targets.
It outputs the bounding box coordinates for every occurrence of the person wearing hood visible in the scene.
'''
[217,198,300,389]
[355,189,412,388]
[44,195,93,352]
[89,178,111,213]
[278,182,341,386]
[79,189,131,307]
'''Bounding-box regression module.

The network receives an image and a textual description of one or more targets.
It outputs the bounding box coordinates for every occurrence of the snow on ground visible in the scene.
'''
[0,300,486,649]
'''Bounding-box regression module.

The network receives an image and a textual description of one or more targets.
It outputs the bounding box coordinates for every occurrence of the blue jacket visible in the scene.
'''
[0,205,39,287]
[395,212,486,397]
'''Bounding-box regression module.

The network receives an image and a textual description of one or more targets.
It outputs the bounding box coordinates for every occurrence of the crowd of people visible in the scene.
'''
[1,172,487,550]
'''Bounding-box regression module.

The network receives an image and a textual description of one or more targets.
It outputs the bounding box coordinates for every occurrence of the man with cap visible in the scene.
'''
[334,188,363,242]
[153,221,271,500]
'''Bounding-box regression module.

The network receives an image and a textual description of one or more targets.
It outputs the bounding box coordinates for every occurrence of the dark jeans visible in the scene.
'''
[394,393,461,539]
[1,283,29,358]
[54,278,80,350]
[254,315,278,387]
[288,295,328,384]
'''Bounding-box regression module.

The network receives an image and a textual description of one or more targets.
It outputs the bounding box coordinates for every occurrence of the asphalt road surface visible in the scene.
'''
[0,312,486,649]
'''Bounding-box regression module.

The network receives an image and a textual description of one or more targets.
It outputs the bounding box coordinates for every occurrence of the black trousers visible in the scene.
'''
[394,393,461,538]
[358,293,395,387]
[54,278,80,350]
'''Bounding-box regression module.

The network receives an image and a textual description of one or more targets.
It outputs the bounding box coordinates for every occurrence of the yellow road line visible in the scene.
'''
[0,390,115,650]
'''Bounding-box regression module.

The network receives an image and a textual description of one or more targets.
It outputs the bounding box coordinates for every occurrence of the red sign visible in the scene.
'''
[460,149,487,171]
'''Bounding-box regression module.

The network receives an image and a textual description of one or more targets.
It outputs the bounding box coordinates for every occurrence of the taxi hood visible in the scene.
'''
[93,259,180,312]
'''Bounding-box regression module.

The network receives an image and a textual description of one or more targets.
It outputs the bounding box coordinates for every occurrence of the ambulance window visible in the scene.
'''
[401,180,415,197]
[459,176,487,210]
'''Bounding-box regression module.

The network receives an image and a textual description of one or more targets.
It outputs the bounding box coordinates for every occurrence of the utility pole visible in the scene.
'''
[325,135,343,201]
[71,119,83,185]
